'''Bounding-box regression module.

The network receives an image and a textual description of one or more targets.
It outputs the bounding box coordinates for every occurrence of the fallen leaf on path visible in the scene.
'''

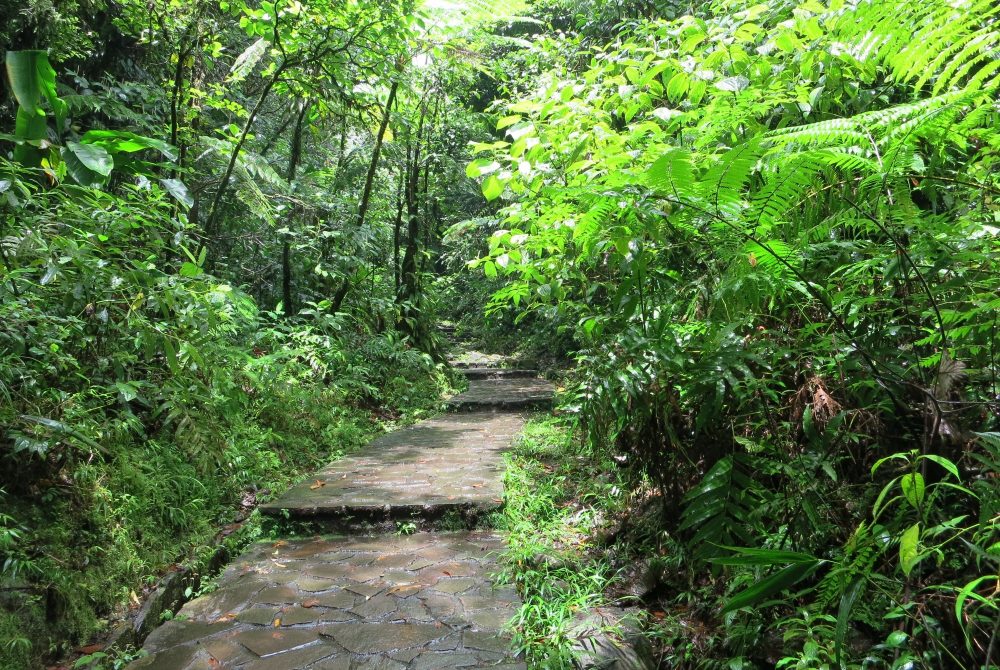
[273,619,282,628]
[76,644,103,655]
[388,584,419,595]
[309,480,326,490]
[301,598,320,608]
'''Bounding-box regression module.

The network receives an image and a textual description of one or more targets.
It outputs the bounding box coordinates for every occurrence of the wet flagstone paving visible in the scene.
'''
[259,412,525,520]
[130,533,524,669]
[447,378,555,411]
[129,365,553,669]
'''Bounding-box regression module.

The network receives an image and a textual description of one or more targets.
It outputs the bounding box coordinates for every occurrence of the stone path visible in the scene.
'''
[128,358,554,669]
[448,378,555,412]
[259,412,526,528]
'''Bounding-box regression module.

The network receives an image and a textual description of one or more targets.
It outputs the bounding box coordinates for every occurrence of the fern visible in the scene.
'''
[679,453,758,560]
[698,138,763,219]
[646,147,696,202]
[829,0,1000,94]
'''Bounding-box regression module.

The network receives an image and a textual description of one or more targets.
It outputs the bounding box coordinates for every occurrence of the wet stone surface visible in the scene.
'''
[448,378,555,411]
[260,412,525,520]
[130,361,553,669]
[460,369,539,380]
[128,532,524,670]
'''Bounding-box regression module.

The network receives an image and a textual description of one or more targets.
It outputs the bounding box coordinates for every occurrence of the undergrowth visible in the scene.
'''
[497,414,631,668]
[0,325,454,669]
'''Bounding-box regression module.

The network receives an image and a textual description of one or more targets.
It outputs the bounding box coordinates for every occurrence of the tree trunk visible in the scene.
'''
[281,99,309,318]
[203,61,286,248]
[397,105,425,339]
[393,156,406,294]
[329,80,399,313]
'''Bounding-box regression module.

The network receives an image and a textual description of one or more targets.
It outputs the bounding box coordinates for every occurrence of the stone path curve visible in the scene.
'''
[128,360,554,670]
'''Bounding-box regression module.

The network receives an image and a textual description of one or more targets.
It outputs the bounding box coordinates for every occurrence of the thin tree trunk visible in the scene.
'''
[282,99,309,318]
[329,80,399,312]
[203,62,287,244]
[397,104,426,332]
[393,156,406,294]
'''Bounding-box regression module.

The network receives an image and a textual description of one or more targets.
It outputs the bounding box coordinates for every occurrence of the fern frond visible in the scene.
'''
[646,147,696,202]
[699,138,763,219]
[680,453,757,559]
[830,0,1000,94]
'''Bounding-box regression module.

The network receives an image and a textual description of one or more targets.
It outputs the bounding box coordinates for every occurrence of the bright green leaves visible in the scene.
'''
[711,546,824,614]
[5,50,66,125]
[466,158,501,179]
[899,523,921,576]
[722,561,822,614]
[900,472,925,510]
[81,130,178,161]
[481,174,504,201]
[229,38,268,83]
[3,52,184,189]
[62,141,113,186]
[5,50,67,166]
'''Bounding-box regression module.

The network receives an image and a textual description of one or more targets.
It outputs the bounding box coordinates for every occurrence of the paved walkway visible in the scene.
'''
[259,412,525,526]
[129,359,554,670]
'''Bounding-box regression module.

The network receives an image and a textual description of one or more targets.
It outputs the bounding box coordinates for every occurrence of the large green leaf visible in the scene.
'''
[711,546,819,566]
[835,578,865,669]
[61,144,111,186]
[5,51,45,116]
[81,130,178,161]
[5,50,66,131]
[66,141,113,176]
[159,178,193,208]
[899,523,921,576]
[900,472,925,510]
[12,108,46,166]
[722,560,821,613]
[482,174,504,201]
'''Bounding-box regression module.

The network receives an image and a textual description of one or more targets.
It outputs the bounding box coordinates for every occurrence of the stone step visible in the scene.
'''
[259,412,525,530]
[128,532,524,670]
[460,368,539,380]
[448,377,555,412]
[447,350,528,370]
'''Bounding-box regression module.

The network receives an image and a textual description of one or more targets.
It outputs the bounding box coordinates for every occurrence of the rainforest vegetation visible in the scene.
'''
[0,0,998,667]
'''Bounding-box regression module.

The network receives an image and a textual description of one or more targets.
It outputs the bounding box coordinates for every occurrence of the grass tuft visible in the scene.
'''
[496,415,629,668]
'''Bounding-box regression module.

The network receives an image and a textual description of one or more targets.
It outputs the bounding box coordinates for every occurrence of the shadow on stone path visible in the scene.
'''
[128,358,554,669]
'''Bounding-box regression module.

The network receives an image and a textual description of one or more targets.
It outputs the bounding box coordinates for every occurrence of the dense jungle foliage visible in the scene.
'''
[0,0,997,668]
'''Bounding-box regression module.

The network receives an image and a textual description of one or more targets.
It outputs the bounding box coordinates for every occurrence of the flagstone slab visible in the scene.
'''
[128,532,520,669]
[448,377,555,411]
[260,412,525,525]
[460,368,539,380]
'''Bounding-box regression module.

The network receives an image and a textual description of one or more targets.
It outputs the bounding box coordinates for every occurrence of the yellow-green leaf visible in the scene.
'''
[899,523,920,576]
[900,472,925,510]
